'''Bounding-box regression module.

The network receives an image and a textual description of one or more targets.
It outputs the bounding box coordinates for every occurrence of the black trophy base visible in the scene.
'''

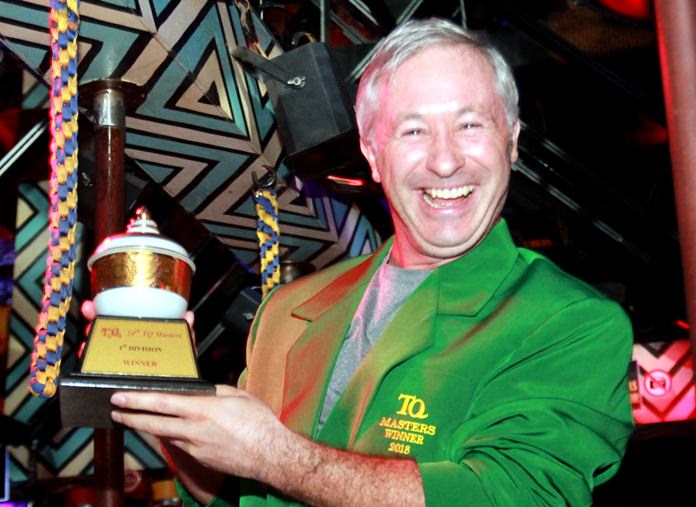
[59,373,216,429]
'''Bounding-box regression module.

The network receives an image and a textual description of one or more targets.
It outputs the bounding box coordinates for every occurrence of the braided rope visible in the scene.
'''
[29,0,80,398]
[253,187,280,298]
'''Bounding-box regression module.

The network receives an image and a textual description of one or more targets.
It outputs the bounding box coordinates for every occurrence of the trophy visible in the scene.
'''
[59,207,215,428]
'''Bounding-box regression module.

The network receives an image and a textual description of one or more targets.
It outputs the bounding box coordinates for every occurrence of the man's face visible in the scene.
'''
[362,44,520,269]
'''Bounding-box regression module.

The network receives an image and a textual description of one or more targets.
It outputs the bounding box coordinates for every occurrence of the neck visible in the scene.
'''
[387,243,452,270]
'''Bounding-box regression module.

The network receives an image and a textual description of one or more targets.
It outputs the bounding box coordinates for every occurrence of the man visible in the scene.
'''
[110,18,634,506]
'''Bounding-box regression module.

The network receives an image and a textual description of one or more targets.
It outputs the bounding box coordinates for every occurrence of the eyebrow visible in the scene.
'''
[394,107,490,125]
[394,113,426,124]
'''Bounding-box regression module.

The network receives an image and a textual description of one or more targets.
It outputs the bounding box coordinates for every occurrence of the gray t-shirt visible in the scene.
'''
[317,259,431,433]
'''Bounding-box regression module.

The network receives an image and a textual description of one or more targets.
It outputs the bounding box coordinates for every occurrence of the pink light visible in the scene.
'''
[326,175,366,187]
[599,0,652,20]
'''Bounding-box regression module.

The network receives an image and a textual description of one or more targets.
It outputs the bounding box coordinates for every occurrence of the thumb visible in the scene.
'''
[81,300,97,320]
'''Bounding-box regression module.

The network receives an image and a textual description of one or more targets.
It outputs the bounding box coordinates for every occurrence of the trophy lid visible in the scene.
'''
[87,207,195,271]
[124,206,160,234]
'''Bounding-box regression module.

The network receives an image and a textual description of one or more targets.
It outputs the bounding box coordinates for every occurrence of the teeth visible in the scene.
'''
[424,185,475,200]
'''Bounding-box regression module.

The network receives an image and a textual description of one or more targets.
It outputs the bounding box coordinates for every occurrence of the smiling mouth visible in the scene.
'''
[422,185,475,208]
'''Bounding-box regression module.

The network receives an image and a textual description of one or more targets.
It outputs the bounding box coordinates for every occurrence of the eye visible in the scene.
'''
[459,122,482,130]
[400,127,425,137]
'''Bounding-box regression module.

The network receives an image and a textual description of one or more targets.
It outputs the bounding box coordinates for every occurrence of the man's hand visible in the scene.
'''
[110,385,289,481]
[111,388,425,507]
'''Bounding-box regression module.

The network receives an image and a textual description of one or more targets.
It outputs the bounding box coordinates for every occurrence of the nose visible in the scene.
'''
[426,130,462,177]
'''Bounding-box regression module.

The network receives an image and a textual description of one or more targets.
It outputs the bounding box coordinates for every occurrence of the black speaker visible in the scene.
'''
[234,43,360,179]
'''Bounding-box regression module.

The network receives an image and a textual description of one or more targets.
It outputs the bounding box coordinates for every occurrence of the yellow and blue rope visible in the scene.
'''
[29,0,80,398]
[252,171,280,298]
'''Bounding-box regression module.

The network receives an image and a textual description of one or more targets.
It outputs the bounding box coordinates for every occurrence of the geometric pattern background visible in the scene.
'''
[0,0,380,269]
[0,0,380,480]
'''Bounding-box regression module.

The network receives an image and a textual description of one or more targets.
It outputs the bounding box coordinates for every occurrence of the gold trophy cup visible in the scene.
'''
[59,208,215,428]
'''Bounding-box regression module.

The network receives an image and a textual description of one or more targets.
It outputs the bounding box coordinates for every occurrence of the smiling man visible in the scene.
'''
[359,36,519,269]
[110,18,634,506]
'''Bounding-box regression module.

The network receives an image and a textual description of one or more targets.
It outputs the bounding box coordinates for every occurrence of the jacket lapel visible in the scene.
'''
[279,241,392,436]
[436,219,520,316]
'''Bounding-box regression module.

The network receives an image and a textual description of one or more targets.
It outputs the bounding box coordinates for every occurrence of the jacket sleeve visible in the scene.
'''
[176,481,238,507]
[419,297,634,506]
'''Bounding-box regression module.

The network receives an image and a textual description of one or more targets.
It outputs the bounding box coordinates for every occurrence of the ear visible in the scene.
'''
[509,120,521,164]
[360,138,382,183]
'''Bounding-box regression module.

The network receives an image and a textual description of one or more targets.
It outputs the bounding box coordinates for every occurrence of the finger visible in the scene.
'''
[166,437,189,450]
[185,311,197,345]
[111,391,202,418]
[81,300,96,320]
[112,409,191,440]
[215,384,239,397]
[185,310,195,328]
[167,438,199,459]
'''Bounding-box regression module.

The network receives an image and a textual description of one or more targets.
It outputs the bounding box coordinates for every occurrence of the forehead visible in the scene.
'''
[379,44,501,119]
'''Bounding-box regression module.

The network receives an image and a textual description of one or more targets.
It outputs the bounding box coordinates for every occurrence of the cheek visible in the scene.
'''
[462,138,512,174]
[454,134,489,154]
[384,142,427,172]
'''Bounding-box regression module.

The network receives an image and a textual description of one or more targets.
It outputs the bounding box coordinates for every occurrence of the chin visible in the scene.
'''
[418,227,489,257]
[416,241,475,262]
[423,231,477,249]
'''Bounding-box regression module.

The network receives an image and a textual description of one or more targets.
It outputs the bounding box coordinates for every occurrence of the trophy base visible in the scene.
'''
[59,373,216,429]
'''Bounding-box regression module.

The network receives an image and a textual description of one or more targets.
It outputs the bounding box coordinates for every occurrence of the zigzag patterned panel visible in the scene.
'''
[0,0,380,480]
[0,0,379,271]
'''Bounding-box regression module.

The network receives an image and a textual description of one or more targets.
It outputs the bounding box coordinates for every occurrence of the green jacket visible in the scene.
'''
[185,220,634,506]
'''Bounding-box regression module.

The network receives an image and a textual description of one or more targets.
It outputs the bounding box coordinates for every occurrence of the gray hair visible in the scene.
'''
[355,18,519,145]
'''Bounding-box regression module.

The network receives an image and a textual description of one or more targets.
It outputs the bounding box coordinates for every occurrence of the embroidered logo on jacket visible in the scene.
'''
[378,393,437,455]
[396,393,429,418]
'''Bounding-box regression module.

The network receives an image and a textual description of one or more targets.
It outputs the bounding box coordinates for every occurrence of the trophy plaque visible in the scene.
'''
[59,208,215,429]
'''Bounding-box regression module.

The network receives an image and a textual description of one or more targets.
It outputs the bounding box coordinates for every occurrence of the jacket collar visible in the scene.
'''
[292,219,518,322]
[291,237,394,322]
[435,219,520,316]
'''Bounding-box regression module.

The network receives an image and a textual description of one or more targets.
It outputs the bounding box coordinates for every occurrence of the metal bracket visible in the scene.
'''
[252,165,277,189]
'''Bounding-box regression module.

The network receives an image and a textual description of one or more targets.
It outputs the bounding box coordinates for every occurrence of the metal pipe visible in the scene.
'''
[93,429,125,507]
[320,0,329,44]
[654,0,696,366]
[92,85,126,507]
[94,88,126,240]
